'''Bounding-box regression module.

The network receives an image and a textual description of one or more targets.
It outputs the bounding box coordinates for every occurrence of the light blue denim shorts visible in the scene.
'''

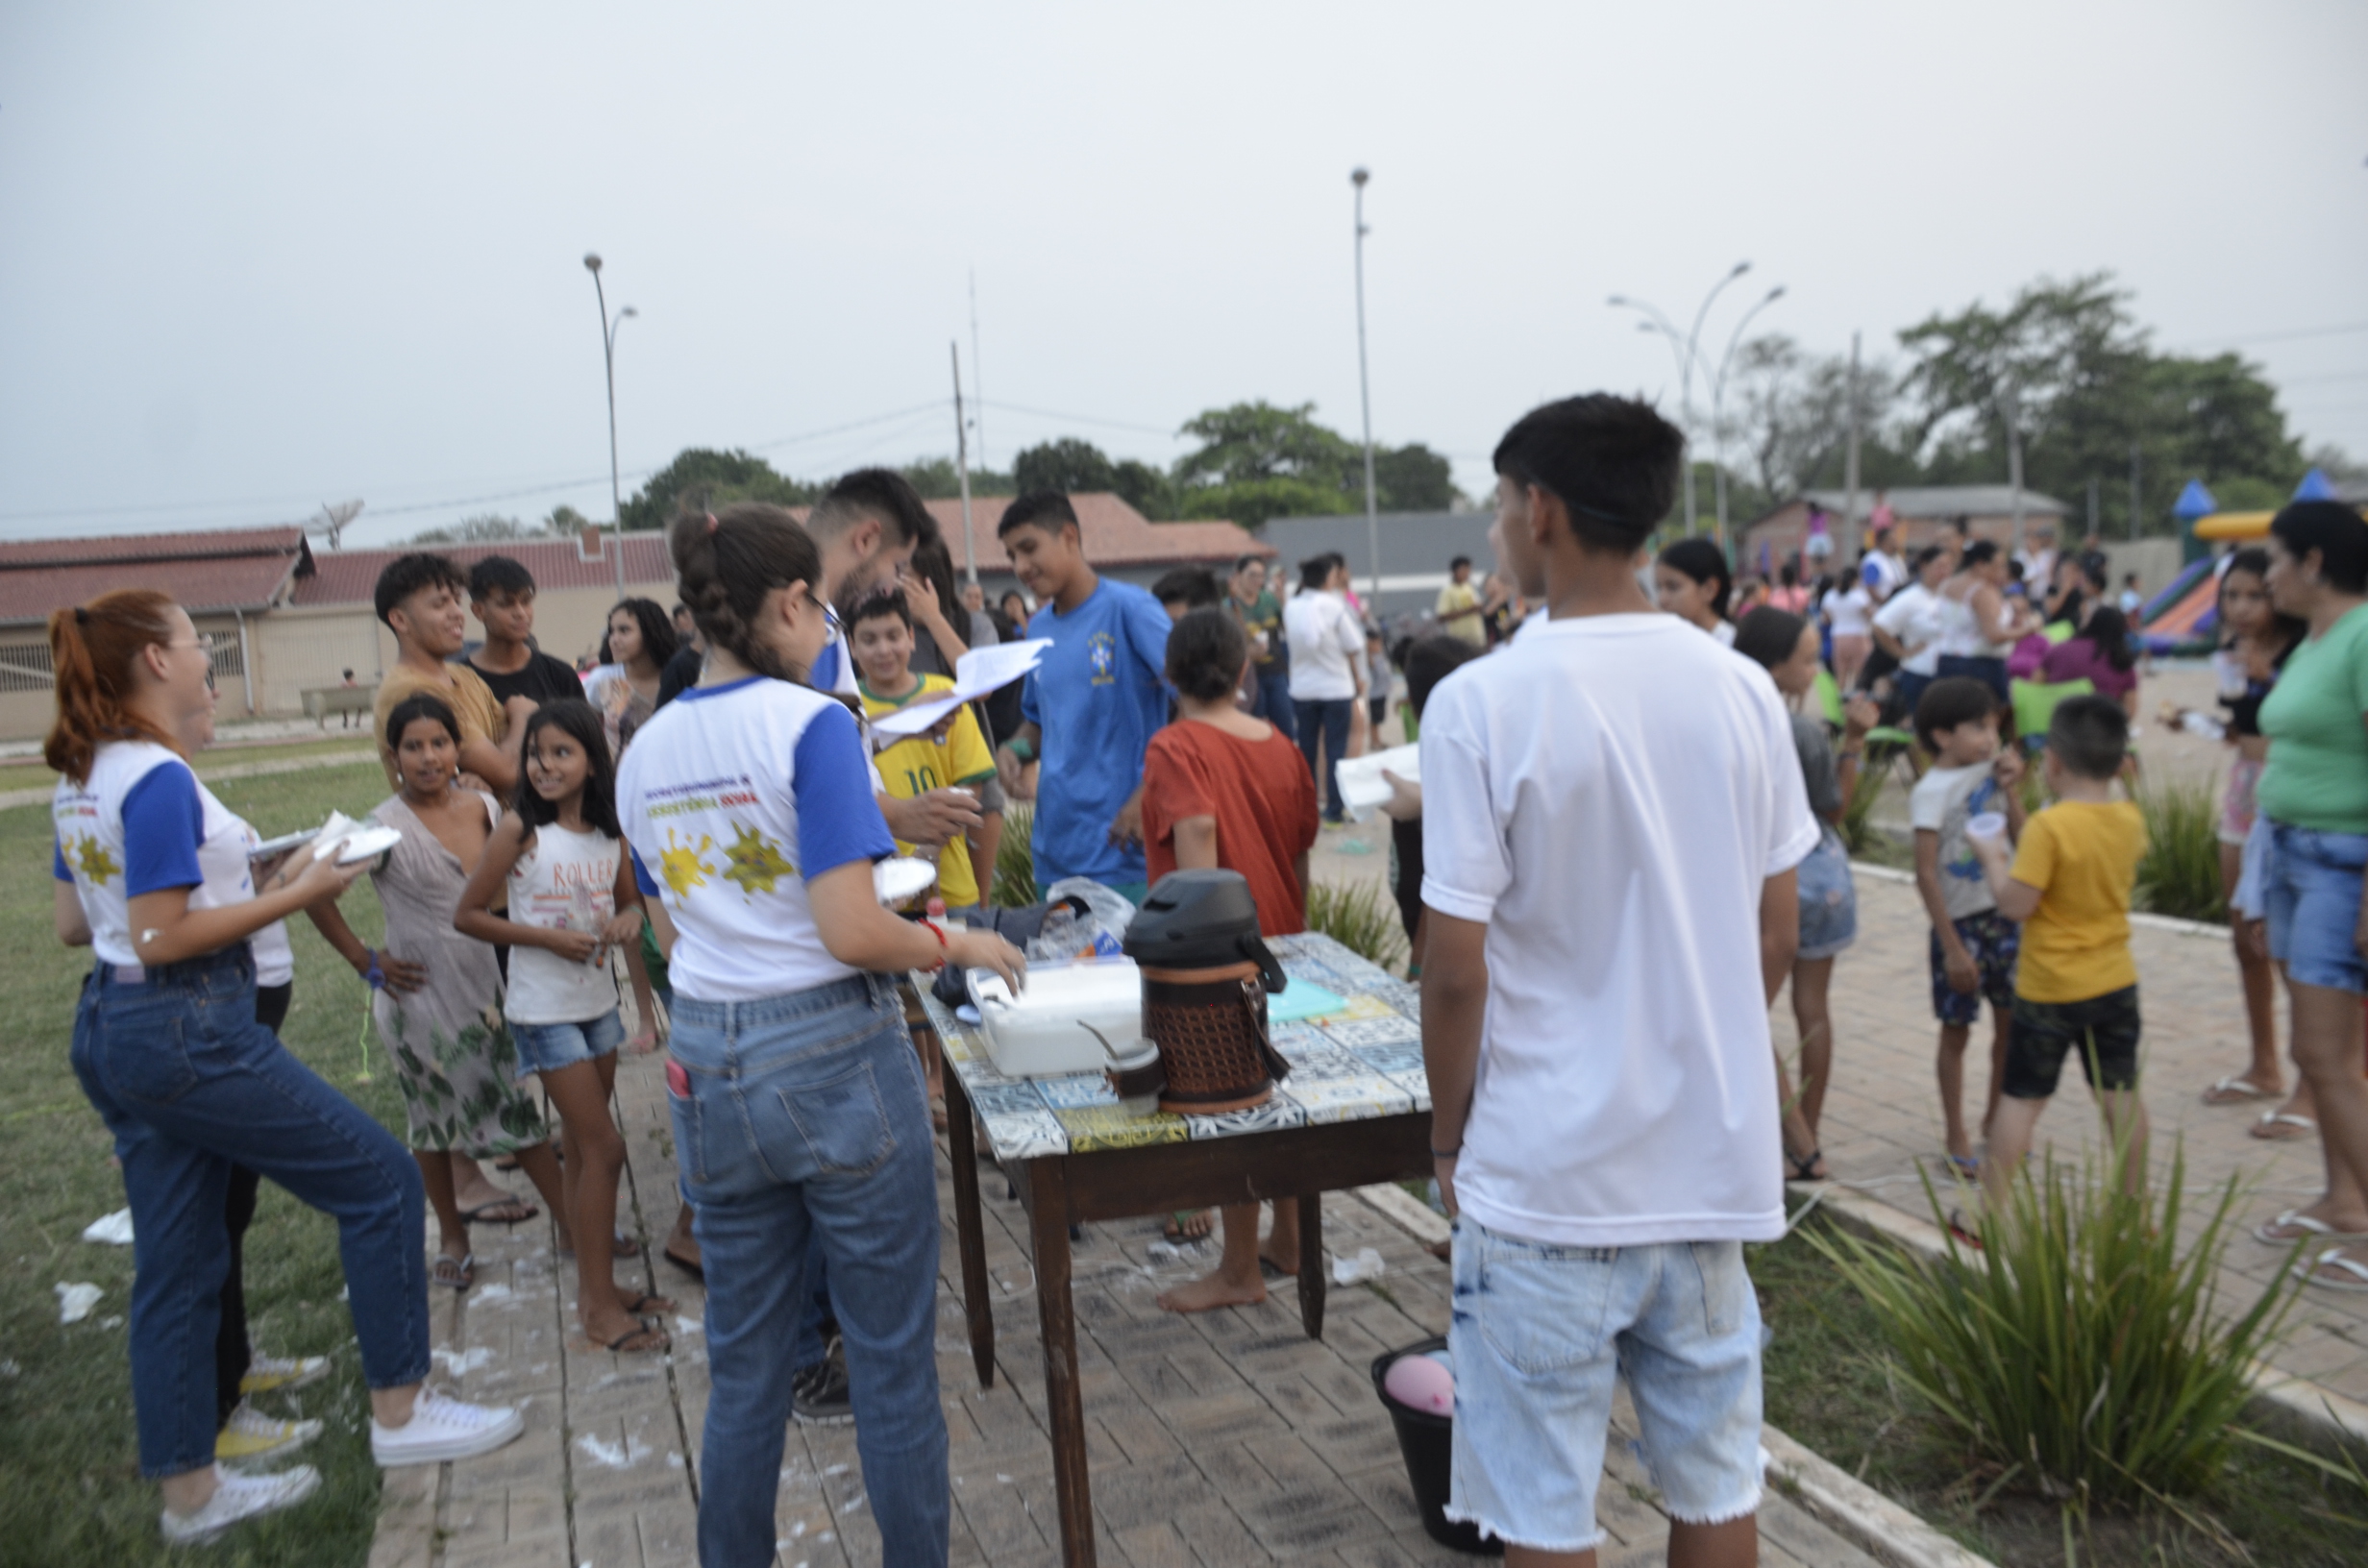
[1796,828,1859,962]
[2263,822,2368,995]
[1446,1220,1764,1552]
[511,1009,625,1080]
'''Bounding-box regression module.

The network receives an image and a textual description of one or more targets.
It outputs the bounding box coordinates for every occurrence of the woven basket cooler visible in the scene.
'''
[1142,960,1294,1115]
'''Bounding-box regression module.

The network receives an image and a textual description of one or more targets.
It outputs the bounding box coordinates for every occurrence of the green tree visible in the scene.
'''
[1112,458,1176,521]
[1176,476,1358,530]
[1372,443,1458,511]
[1174,400,1361,491]
[1013,438,1117,496]
[412,513,530,545]
[542,503,591,535]
[619,448,820,532]
[895,456,1014,501]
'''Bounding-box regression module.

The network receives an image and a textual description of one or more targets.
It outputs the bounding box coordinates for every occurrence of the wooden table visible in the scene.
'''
[925,933,1435,1568]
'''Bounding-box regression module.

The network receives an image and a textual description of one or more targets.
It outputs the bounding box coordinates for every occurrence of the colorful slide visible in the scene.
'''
[2136,558,2219,654]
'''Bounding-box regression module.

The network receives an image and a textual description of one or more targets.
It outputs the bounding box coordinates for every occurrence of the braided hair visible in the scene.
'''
[668,504,826,684]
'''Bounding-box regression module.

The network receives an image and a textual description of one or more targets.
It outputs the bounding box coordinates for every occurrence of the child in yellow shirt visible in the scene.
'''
[1968,694,2151,1218]
[851,593,996,912]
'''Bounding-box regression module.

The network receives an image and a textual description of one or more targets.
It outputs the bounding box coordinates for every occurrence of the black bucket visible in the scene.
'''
[1369,1338,1501,1556]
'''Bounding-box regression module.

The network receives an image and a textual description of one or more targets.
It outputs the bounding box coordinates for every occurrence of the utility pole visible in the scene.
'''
[969,270,987,475]
[2087,475,2099,542]
[1351,168,1381,606]
[952,342,976,586]
[2003,384,2027,558]
[2129,442,2141,540]
[1842,331,1862,569]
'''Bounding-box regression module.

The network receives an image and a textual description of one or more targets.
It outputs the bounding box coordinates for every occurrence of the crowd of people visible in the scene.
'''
[42,408,2368,1563]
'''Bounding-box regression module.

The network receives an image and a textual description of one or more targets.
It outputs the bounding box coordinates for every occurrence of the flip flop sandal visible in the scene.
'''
[1787,1149,1828,1183]
[601,1324,671,1354]
[1162,1211,1215,1244]
[458,1197,539,1225]
[620,1293,675,1318]
[2203,1075,2278,1105]
[2300,1248,2368,1292]
[1942,1153,1981,1180]
[2257,1210,2368,1246]
[2250,1112,2318,1141]
[432,1253,476,1291]
[662,1244,705,1281]
[1945,1209,1986,1251]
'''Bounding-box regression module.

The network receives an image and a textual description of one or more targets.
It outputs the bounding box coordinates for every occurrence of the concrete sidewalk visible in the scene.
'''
[368,1045,1878,1568]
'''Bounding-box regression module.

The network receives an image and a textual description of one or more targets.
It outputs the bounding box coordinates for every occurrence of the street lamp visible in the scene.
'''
[583,253,636,602]
[1350,168,1381,606]
[1707,285,1786,545]
[1609,260,1751,549]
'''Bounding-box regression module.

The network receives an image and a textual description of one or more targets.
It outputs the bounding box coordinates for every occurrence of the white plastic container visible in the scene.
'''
[966,957,1143,1078]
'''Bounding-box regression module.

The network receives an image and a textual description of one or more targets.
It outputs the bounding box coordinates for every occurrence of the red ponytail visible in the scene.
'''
[45,590,181,784]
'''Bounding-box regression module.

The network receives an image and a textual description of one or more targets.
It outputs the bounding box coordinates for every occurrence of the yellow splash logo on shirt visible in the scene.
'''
[721,822,794,898]
[659,828,716,899]
[71,834,120,884]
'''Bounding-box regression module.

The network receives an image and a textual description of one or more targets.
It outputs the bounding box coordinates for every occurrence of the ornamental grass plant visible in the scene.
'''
[2133,775,2226,923]
[1805,1136,2311,1526]
[1304,878,1407,971]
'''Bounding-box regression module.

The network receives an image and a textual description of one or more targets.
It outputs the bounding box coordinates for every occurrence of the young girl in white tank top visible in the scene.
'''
[454,699,670,1356]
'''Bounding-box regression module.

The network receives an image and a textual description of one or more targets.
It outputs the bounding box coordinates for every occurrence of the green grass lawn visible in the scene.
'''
[1755,1215,2368,1567]
[0,763,403,1568]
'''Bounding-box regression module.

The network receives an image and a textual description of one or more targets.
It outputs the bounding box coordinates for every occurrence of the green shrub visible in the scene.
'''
[1839,738,1896,857]
[1807,1139,2303,1516]
[1305,878,1408,972]
[2134,774,2226,923]
[993,804,1035,907]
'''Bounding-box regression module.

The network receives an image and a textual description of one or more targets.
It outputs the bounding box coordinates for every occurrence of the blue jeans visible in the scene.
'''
[1252,668,1297,742]
[668,973,948,1568]
[69,947,430,1478]
[1295,696,1355,820]
[2263,821,2368,993]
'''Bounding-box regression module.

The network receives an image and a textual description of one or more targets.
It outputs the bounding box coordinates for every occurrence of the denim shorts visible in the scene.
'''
[1930,909,2019,1025]
[1446,1220,1763,1552]
[2263,821,2368,994]
[1796,830,1858,961]
[510,1009,625,1080]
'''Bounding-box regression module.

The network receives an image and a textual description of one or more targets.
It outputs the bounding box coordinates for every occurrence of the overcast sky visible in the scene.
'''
[3,1,2363,549]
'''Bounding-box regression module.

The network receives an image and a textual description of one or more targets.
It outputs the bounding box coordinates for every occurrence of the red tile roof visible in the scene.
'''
[0,527,313,627]
[291,533,678,607]
[799,493,1270,575]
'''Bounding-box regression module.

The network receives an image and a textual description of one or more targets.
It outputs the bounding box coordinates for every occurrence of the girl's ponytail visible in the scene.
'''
[45,590,179,784]
[669,504,825,685]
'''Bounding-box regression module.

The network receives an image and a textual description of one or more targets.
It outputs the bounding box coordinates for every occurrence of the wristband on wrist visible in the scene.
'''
[359,947,385,991]
[922,920,950,972]
[1006,737,1036,763]
[1430,1145,1462,1160]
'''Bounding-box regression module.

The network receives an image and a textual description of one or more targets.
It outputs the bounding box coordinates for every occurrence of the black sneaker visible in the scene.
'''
[791,1340,853,1427]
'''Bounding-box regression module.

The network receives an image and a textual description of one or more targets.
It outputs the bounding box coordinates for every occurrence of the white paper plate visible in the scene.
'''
[330,825,404,865]
[874,857,938,905]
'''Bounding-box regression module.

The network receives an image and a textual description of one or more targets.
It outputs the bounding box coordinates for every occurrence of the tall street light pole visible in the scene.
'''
[584,253,635,602]
[1707,284,1786,548]
[1611,260,1750,550]
[1351,167,1381,607]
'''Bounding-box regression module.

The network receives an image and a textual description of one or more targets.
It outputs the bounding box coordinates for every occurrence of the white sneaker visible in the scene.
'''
[159,1464,321,1544]
[238,1353,332,1396]
[216,1403,325,1463]
[370,1385,524,1466]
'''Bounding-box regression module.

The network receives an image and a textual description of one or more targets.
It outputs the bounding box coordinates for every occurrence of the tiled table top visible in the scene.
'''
[926,932,1429,1162]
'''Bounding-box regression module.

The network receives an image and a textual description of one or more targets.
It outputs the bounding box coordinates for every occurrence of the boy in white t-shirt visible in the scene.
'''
[1422,395,1818,1561]
[1908,677,2029,1178]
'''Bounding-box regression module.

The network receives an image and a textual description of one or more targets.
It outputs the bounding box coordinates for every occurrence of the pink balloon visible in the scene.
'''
[1384,1353,1454,1415]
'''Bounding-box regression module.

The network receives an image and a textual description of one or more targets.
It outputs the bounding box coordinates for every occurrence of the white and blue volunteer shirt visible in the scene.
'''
[54,739,295,982]
[1019,577,1172,887]
[615,676,896,1002]
[804,609,863,701]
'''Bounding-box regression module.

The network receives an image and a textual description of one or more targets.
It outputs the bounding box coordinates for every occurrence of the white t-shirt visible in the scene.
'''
[1283,590,1367,701]
[1909,762,2007,920]
[617,675,896,1003]
[1826,583,1874,638]
[1874,583,1943,675]
[1860,550,1909,602]
[1418,614,1819,1247]
[505,821,625,1025]
[53,740,294,983]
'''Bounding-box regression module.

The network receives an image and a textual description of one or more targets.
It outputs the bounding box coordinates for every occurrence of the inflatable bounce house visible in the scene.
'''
[2133,469,2357,655]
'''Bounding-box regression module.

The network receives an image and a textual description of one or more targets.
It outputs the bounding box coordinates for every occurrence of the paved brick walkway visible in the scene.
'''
[1789,868,2368,1403]
[368,1041,1877,1568]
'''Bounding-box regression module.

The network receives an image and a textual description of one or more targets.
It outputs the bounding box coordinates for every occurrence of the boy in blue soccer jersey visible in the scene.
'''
[992,493,1172,903]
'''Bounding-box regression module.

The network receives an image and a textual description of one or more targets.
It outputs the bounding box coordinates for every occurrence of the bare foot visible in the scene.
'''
[1162,1210,1216,1244]
[1259,1240,1300,1277]
[1157,1269,1267,1313]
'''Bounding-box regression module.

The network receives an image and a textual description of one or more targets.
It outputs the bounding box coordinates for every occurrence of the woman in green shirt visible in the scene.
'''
[2255,501,2368,1288]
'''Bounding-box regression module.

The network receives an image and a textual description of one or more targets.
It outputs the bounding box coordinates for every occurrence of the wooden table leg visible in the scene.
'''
[1029,1160,1097,1568]
[943,1071,996,1389]
[1295,1190,1325,1339]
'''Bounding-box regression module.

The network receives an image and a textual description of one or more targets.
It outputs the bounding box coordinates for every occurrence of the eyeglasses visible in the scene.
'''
[165,635,215,690]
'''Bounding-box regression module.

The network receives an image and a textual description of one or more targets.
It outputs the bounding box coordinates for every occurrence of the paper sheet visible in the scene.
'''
[1333,743,1420,813]
[868,638,1053,738]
